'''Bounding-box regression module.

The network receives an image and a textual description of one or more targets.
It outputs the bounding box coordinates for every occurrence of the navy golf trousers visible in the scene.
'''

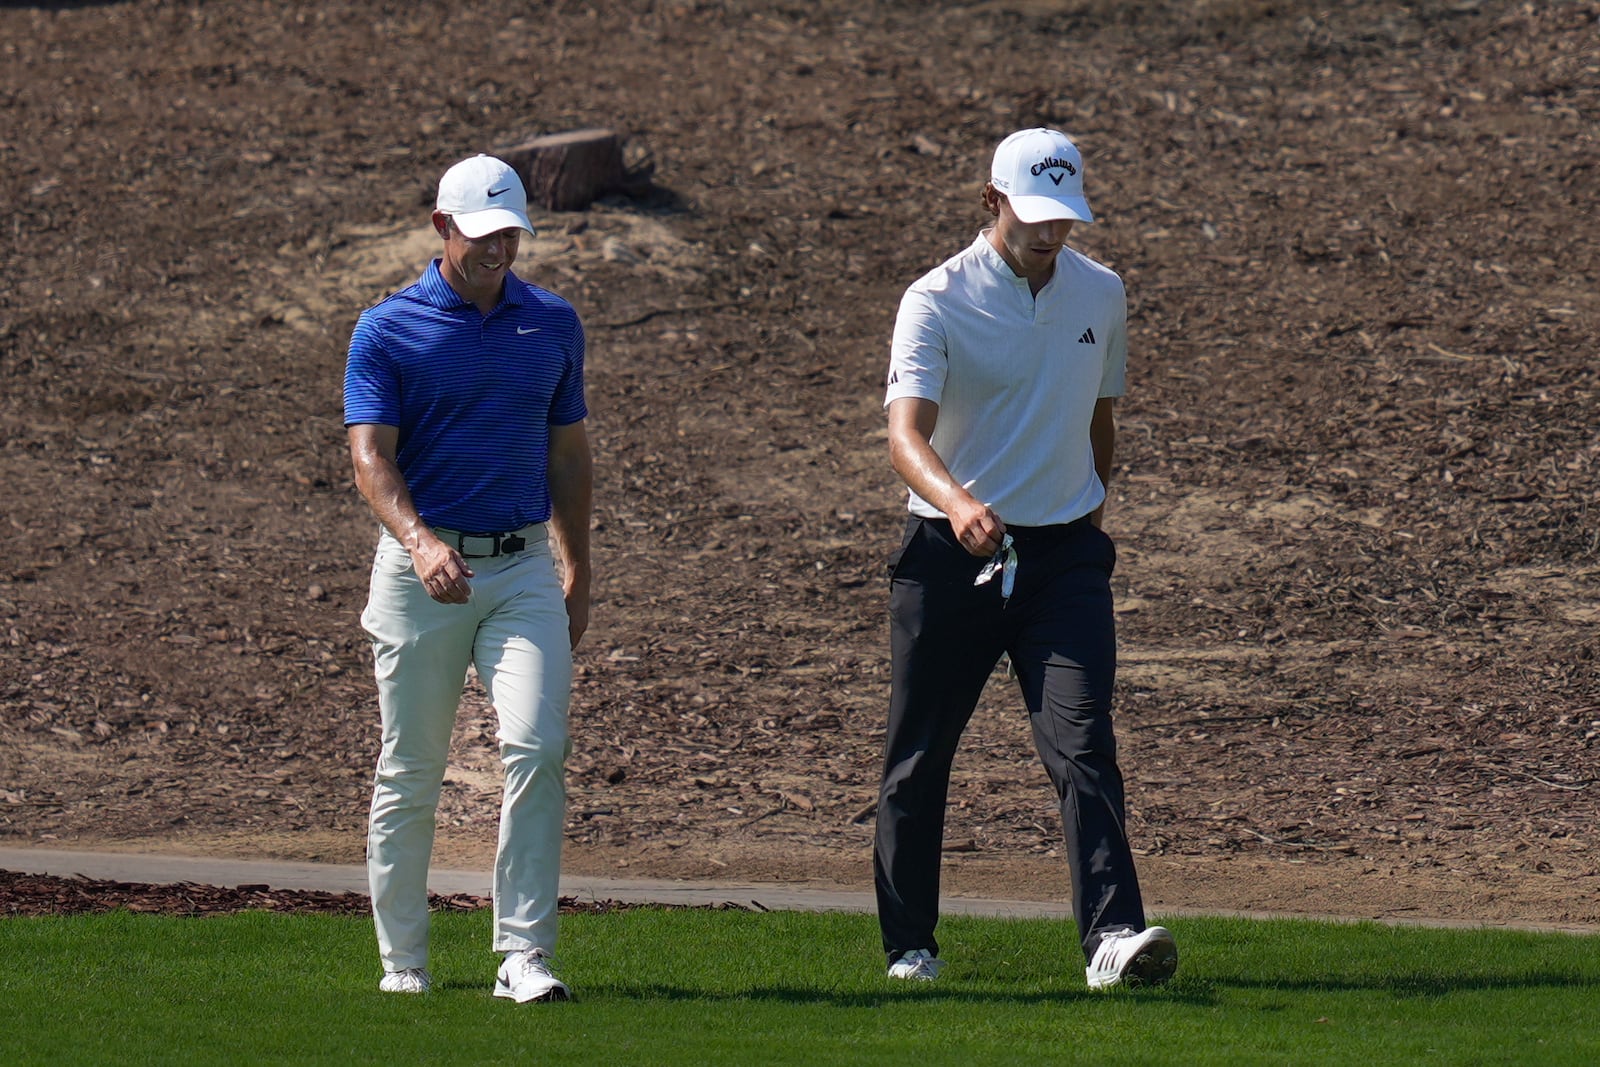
[874,515,1148,962]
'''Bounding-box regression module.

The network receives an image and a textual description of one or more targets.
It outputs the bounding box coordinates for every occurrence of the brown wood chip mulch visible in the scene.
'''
[0,869,753,917]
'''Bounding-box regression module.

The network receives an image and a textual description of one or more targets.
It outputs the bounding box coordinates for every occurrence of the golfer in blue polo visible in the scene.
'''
[344,154,592,1003]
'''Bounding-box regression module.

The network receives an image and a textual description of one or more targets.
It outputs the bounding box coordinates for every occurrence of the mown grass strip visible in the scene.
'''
[2,909,1596,1065]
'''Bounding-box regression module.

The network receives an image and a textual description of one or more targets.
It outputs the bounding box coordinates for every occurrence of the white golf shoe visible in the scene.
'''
[1085,926,1178,990]
[494,949,571,1003]
[378,967,432,994]
[887,949,945,981]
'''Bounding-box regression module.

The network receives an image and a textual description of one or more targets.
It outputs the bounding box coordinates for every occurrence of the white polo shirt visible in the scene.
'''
[884,232,1127,527]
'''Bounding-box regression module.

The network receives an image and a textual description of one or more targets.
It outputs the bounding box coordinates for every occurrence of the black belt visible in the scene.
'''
[435,527,535,558]
[1003,515,1095,544]
[918,515,1093,545]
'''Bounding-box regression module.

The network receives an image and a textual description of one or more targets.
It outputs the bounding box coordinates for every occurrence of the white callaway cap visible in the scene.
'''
[989,128,1093,224]
[436,154,535,239]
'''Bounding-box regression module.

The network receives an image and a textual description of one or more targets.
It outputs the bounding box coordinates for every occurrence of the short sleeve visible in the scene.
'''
[343,310,400,427]
[1098,276,1128,399]
[884,286,948,408]
[549,313,589,427]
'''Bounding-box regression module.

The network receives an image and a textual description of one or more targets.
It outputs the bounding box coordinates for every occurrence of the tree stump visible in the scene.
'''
[496,129,625,212]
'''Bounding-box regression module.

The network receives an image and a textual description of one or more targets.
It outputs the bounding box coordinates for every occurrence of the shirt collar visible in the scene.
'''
[971,230,1031,288]
[972,228,1069,296]
[417,259,528,310]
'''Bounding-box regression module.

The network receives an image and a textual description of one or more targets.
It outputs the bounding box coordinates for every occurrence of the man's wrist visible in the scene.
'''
[398,524,434,552]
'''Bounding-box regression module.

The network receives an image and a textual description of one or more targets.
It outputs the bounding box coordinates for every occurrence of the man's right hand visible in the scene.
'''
[886,398,1007,558]
[411,537,474,604]
[948,497,1006,558]
[349,424,474,602]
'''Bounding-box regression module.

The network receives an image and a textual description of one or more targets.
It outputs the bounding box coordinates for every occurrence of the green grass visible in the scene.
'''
[2,908,1596,1065]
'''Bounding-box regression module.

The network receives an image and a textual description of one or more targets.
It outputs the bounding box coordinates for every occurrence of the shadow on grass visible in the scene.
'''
[1207,971,1599,997]
[551,967,1597,1007]
[560,982,1215,1008]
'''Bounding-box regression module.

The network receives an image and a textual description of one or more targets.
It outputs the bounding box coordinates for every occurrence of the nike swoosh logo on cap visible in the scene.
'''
[488,185,510,197]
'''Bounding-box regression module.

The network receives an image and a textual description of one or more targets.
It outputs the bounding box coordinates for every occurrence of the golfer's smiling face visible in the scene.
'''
[435,211,521,300]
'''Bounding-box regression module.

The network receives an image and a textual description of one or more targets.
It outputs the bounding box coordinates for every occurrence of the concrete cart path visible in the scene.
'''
[0,845,1072,918]
[5,846,1596,934]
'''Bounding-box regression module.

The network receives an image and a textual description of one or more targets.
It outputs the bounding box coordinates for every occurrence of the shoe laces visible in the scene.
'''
[1091,929,1135,965]
[385,967,430,991]
[508,948,558,977]
[893,949,941,977]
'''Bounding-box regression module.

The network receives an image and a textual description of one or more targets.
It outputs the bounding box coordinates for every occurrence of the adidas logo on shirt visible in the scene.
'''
[1078,327,1096,344]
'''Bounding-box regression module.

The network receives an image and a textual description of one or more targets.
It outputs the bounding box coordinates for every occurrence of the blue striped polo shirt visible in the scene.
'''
[343,259,588,532]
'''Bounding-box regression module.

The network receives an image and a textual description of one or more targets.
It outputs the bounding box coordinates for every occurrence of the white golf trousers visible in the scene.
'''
[360,525,571,970]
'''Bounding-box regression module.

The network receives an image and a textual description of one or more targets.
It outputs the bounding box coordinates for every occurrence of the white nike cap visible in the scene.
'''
[989,128,1093,225]
[436,154,536,239]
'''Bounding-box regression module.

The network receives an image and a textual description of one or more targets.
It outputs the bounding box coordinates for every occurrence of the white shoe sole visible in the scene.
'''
[494,977,571,1003]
